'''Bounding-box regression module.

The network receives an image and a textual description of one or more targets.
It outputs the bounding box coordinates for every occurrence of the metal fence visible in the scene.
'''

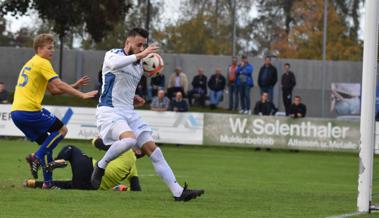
[0,46,367,118]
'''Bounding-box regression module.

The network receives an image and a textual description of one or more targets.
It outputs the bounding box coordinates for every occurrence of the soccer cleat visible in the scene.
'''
[174,183,205,202]
[45,159,67,172]
[112,184,128,191]
[42,182,60,190]
[23,179,36,188]
[91,161,105,189]
[92,137,110,151]
[25,154,41,179]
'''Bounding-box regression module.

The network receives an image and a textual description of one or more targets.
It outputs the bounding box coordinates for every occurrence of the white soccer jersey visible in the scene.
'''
[98,48,143,110]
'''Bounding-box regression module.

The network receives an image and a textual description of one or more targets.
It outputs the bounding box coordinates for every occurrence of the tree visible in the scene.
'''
[273,0,363,60]
[0,0,132,77]
[81,0,162,50]
[154,0,254,55]
[0,17,13,45]
[248,0,363,60]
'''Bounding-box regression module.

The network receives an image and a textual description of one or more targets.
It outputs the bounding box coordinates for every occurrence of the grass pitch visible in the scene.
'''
[0,139,378,218]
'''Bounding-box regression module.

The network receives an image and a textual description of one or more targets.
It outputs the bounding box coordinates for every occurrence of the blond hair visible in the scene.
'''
[33,33,54,53]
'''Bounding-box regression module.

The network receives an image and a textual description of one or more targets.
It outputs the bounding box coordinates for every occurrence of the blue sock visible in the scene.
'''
[35,131,62,161]
[42,156,52,184]
[37,132,64,184]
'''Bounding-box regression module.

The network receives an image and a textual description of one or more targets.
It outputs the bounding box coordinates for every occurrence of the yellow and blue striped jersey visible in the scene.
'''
[11,55,58,112]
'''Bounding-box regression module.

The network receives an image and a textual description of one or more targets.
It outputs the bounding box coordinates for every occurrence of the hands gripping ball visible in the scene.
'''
[141,53,164,77]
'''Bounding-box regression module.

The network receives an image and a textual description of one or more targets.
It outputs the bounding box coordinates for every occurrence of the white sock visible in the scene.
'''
[98,138,136,169]
[149,147,183,197]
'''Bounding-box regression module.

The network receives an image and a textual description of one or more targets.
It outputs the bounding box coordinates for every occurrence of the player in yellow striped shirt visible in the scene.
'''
[10,33,98,189]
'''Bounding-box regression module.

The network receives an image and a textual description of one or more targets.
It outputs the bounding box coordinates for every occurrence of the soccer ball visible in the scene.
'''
[141,53,164,77]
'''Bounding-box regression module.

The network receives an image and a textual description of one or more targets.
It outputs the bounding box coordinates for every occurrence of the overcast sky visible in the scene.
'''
[4,0,184,33]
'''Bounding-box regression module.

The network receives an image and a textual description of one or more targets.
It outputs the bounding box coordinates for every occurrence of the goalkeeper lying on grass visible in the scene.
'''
[24,138,143,191]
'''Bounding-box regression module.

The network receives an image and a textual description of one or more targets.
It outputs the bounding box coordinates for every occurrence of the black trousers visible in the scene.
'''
[282,88,293,116]
[34,145,141,191]
[187,89,206,106]
[35,145,94,190]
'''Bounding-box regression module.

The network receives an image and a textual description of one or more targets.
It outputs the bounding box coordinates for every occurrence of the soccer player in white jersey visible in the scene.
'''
[91,28,204,201]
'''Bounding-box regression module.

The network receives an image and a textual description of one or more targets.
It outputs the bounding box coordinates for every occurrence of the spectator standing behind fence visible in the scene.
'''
[167,67,188,99]
[281,63,296,116]
[169,92,189,112]
[0,82,9,104]
[253,92,278,116]
[227,57,239,111]
[151,90,170,112]
[236,55,254,114]
[208,68,226,109]
[258,56,277,102]
[289,96,306,118]
[150,73,165,98]
[187,68,207,107]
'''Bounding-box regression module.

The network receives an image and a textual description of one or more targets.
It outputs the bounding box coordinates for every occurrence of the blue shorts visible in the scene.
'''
[11,108,62,143]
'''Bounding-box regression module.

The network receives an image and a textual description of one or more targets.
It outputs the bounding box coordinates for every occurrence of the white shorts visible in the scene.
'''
[96,107,153,147]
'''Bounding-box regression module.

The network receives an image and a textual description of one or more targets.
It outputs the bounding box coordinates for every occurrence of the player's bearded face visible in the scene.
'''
[126,36,147,55]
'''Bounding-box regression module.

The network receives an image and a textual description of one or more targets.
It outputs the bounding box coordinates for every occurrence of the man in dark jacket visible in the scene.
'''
[281,63,296,115]
[169,91,189,112]
[135,75,147,99]
[208,68,226,109]
[289,96,306,118]
[187,68,207,107]
[253,92,278,116]
[150,74,165,97]
[258,56,277,102]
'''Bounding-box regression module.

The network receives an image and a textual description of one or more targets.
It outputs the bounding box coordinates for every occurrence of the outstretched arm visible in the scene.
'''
[106,45,159,71]
[48,76,90,95]
[47,78,97,99]
[71,76,90,89]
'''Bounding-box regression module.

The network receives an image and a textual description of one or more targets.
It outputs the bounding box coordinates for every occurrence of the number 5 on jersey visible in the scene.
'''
[18,67,31,87]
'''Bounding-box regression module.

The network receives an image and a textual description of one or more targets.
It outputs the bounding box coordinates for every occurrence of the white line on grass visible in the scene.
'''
[326,211,366,218]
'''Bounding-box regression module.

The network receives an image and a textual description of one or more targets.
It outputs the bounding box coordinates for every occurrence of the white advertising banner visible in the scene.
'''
[204,113,361,152]
[2,104,379,153]
[0,105,203,145]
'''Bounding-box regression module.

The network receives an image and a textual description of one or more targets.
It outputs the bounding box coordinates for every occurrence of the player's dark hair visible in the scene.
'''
[294,96,301,99]
[126,28,149,39]
[284,63,291,67]
[0,82,4,85]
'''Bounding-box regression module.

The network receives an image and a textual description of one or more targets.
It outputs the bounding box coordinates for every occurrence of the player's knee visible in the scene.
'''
[142,141,158,157]
[59,126,68,136]
[56,145,73,160]
[123,137,137,146]
[148,147,163,162]
[115,137,137,152]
